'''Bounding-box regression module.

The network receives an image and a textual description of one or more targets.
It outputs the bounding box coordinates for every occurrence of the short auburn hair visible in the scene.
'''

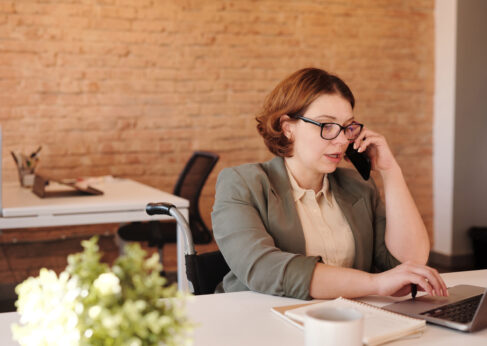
[256,67,355,157]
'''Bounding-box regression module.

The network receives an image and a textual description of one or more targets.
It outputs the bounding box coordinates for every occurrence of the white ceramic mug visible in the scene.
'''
[304,306,364,346]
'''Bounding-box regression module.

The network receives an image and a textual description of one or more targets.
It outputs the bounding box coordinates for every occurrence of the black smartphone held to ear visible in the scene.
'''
[346,143,371,180]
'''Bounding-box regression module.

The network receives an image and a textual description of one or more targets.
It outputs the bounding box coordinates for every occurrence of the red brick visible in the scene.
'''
[0,2,14,14]
[99,6,137,19]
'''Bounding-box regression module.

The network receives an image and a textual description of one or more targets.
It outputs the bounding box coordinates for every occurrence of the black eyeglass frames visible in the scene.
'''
[293,115,364,141]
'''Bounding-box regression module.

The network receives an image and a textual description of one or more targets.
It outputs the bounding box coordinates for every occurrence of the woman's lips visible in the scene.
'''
[324,153,343,163]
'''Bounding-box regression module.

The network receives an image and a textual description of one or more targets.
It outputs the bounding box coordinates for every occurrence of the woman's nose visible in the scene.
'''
[332,129,350,146]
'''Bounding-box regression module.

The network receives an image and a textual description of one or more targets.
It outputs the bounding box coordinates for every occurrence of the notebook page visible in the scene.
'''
[284,297,425,346]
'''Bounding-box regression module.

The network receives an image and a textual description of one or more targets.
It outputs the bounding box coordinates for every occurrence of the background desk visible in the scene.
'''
[0,178,190,290]
[0,270,485,345]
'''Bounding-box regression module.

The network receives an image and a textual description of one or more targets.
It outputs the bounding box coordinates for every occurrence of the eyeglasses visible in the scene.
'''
[292,115,364,141]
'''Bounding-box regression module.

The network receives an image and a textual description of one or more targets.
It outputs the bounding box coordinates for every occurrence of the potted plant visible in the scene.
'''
[12,237,192,346]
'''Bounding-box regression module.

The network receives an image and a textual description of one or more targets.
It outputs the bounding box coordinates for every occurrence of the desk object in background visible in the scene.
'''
[32,175,103,198]
[10,146,41,187]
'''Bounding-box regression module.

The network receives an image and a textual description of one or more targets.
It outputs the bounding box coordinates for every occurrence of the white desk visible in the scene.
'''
[0,178,190,290]
[184,270,487,346]
[0,270,486,345]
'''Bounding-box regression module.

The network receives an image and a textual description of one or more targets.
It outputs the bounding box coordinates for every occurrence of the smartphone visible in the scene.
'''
[345,143,371,180]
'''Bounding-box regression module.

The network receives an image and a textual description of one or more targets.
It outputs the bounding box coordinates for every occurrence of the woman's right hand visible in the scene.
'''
[372,261,448,297]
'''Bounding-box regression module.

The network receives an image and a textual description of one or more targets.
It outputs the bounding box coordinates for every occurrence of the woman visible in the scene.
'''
[211,68,447,300]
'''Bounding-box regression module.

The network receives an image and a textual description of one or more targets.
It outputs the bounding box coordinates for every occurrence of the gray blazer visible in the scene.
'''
[211,156,400,300]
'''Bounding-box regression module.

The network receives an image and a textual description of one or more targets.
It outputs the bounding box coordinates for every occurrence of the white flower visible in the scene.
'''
[11,269,81,346]
[93,273,121,296]
[88,305,102,319]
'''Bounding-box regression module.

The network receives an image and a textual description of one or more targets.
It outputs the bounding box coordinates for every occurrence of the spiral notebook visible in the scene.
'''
[272,297,426,346]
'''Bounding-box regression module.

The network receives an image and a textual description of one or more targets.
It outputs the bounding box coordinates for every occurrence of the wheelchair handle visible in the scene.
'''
[145,202,195,255]
[146,202,174,216]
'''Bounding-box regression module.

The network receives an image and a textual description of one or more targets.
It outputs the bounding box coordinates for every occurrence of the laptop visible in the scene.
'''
[383,285,487,332]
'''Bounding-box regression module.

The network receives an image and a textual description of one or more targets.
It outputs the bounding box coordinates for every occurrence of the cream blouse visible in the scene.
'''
[285,165,355,267]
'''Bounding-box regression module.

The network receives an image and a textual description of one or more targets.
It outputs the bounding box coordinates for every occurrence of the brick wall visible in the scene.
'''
[0,0,435,283]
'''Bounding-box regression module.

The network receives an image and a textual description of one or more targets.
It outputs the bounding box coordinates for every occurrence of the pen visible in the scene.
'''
[11,151,19,165]
[30,146,42,159]
[411,284,417,300]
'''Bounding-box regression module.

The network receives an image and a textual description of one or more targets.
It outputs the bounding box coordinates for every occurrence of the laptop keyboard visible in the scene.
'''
[420,294,482,324]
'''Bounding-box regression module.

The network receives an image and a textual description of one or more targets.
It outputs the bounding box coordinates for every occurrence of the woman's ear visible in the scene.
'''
[280,115,294,140]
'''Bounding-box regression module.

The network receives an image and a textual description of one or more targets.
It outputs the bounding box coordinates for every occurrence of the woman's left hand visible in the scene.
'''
[353,128,398,172]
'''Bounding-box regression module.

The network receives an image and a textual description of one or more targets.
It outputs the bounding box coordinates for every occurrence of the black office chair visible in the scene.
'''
[117,151,219,269]
[146,202,230,295]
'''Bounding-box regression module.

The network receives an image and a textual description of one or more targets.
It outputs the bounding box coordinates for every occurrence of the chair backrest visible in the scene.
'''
[173,151,219,244]
[185,250,230,295]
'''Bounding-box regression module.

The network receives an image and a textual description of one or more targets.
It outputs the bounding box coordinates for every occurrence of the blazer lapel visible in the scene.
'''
[264,157,307,255]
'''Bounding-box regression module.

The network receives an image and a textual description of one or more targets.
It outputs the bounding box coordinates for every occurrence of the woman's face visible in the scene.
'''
[284,93,354,175]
